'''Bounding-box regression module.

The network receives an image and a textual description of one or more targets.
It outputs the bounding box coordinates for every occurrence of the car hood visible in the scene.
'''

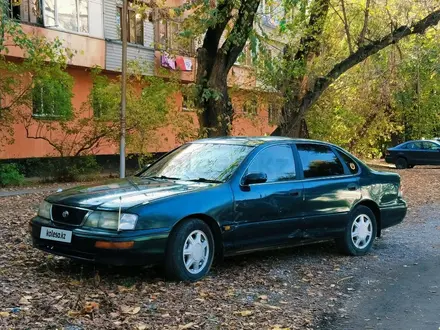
[45,177,215,210]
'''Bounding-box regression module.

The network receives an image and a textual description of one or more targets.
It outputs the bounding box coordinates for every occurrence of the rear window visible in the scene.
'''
[297,144,345,178]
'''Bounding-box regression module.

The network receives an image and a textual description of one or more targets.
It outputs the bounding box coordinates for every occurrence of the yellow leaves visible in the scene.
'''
[179,322,195,329]
[0,312,10,317]
[67,310,81,317]
[121,305,141,315]
[118,285,135,293]
[234,310,253,317]
[136,323,150,330]
[83,301,99,314]
[67,301,99,317]
[271,326,291,330]
[19,296,32,305]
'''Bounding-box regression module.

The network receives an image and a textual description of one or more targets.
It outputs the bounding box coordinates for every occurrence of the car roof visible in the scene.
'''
[191,136,332,147]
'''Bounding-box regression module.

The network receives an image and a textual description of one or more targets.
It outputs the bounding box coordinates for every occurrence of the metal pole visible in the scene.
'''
[120,0,128,178]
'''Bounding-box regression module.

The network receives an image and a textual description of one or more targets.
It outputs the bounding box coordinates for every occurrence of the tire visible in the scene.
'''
[165,218,214,281]
[336,205,377,256]
[395,157,408,169]
[408,165,414,169]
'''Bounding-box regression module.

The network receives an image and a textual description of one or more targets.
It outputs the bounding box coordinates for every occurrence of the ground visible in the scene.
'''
[0,166,439,330]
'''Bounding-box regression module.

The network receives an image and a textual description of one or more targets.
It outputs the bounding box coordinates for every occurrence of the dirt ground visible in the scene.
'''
[0,167,439,330]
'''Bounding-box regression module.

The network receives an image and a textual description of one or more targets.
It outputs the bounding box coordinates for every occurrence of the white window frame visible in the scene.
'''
[43,0,90,35]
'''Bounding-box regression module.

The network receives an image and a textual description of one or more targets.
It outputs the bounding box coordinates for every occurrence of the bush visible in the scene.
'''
[0,164,25,187]
[29,156,101,182]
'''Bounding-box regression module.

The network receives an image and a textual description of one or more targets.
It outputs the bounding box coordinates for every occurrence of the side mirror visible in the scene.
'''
[242,172,267,185]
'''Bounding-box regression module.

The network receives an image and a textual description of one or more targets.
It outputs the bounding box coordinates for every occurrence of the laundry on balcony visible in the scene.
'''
[161,53,192,71]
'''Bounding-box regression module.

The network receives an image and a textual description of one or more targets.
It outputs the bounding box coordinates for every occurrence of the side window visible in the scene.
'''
[297,144,345,178]
[407,142,422,150]
[337,150,359,174]
[423,142,440,150]
[247,145,296,182]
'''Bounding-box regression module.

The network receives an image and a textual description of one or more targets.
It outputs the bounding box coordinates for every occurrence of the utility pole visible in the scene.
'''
[120,0,128,178]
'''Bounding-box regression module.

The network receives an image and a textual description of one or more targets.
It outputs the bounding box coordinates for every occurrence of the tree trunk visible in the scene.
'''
[195,0,261,137]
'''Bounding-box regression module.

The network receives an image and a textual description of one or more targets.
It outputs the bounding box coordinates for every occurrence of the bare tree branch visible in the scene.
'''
[300,9,440,118]
[340,0,354,54]
[358,0,371,45]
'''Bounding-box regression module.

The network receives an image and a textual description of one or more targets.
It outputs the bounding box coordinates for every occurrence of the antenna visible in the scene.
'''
[118,196,122,232]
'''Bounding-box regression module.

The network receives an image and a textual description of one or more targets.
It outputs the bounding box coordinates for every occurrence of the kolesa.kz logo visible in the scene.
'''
[45,229,67,240]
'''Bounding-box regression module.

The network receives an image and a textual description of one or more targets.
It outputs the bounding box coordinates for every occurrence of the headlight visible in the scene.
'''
[84,211,138,230]
[38,201,52,219]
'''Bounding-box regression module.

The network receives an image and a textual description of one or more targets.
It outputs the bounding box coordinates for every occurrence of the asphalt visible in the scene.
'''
[322,204,440,330]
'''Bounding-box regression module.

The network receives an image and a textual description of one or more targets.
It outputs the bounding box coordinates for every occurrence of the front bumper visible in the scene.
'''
[380,199,407,230]
[31,216,169,266]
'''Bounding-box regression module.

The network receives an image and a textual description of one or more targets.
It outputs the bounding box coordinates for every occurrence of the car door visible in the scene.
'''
[231,144,305,250]
[422,141,440,165]
[405,141,425,165]
[296,143,362,239]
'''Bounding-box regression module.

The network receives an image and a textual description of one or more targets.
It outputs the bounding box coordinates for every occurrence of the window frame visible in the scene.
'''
[240,143,300,186]
[294,142,358,180]
[154,19,195,55]
[43,0,89,34]
[117,6,144,46]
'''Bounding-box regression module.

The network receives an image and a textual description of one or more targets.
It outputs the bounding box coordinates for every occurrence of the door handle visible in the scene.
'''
[289,190,300,196]
[347,184,358,191]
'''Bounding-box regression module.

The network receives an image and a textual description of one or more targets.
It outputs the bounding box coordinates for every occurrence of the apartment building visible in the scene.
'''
[1,0,278,160]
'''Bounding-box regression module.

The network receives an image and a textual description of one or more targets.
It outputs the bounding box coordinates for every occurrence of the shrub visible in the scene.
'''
[0,164,25,187]
[29,156,101,182]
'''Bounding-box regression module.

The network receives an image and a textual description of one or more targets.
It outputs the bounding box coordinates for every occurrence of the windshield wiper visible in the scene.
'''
[147,175,181,181]
[188,178,223,184]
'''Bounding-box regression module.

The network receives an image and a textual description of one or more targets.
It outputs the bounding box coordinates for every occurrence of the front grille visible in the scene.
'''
[51,205,89,226]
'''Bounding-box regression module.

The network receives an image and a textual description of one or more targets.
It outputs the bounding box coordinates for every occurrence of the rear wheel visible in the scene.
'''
[336,205,377,256]
[165,218,214,281]
[395,157,408,169]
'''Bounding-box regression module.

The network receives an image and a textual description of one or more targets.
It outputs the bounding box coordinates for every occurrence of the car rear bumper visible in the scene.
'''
[31,216,169,266]
[380,200,407,230]
[384,156,394,164]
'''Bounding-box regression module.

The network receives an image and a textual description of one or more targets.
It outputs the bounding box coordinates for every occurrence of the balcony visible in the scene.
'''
[3,24,105,69]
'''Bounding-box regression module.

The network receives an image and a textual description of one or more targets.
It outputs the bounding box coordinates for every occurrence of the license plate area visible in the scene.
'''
[40,226,72,243]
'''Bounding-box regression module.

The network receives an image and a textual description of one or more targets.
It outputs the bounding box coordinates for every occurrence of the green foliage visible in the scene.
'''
[32,73,74,119]
[0,164,25,187]
[30,156,101,183]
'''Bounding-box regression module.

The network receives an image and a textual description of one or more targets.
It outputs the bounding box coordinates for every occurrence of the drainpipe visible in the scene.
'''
[120,0,128,178]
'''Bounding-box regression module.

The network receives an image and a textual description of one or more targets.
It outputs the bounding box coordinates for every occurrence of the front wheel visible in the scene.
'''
[336,205,377,256]
[165,218,214,281]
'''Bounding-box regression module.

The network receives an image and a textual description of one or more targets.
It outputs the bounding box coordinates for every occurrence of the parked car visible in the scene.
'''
[385,140,440,169]
[31,137,407,281]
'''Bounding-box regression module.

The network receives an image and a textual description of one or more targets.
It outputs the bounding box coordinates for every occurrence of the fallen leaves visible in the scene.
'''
[19,296,32,305]
[121,305,141,315]
[234,310,253,317]
[0,170,439,329]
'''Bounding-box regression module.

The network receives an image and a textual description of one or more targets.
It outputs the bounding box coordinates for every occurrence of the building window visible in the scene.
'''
[268,102,281,125]
[116,7,144,45]
[7,0,43,24]
[155,20,194,55]
[235,44,252,67]
[44,0,89,33]
[32,77,72,118]
[243,97,258,115]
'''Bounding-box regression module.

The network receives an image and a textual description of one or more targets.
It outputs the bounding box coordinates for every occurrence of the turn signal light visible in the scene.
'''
[95,241,134,249]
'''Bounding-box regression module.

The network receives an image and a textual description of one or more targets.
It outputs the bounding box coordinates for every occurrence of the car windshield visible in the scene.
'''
[139,143,254,182]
